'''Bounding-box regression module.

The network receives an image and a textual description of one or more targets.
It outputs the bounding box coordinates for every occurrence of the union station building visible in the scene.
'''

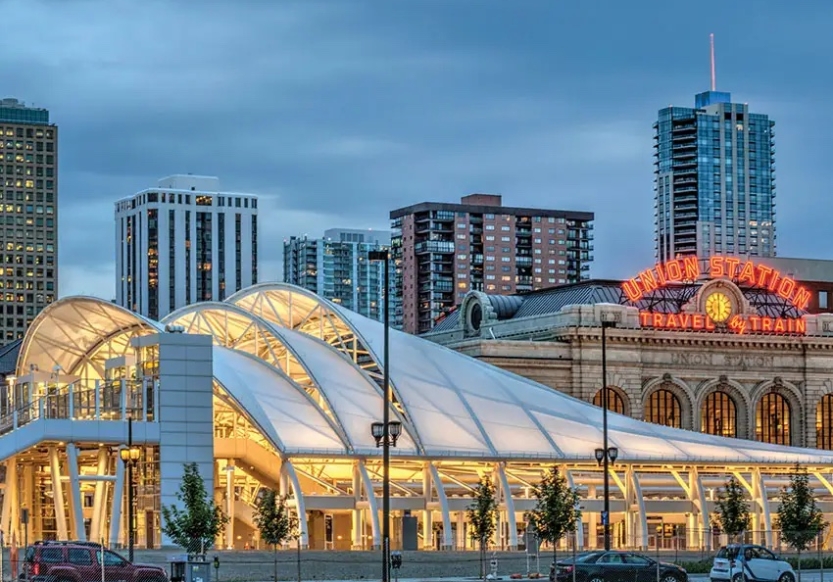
[1,274,833,554]
[427,255,833,450]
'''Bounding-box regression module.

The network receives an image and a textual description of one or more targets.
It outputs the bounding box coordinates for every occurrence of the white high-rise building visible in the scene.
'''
[115,175,258,319]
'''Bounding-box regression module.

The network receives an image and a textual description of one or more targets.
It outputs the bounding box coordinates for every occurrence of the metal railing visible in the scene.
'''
[0,378,159,435]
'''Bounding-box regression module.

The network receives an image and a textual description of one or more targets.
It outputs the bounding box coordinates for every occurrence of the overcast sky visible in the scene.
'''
[2,0,831,299]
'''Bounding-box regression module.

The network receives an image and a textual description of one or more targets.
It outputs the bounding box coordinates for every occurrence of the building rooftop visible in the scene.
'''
[755,256,833,283]
[430,277,805,333]
[390,194,594,220]
[0,98,50,125]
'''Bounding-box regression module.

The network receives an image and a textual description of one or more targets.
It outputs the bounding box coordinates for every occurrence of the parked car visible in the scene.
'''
[22,541,168,582]
[550,550,688,582]
[710,544,795,582]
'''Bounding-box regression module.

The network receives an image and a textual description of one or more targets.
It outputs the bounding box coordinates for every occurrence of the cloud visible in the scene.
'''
[0,0,829,300]
[60,263,115,300]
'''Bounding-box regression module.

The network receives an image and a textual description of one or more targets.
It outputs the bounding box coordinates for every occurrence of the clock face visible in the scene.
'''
[705,291,732,323]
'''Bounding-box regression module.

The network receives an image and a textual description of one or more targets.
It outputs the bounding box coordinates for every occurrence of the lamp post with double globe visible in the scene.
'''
[120,413,141,561]
[595,317,618,551]
[368,249,403,582]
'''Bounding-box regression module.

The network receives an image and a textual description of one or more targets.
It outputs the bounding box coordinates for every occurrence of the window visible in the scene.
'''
[625,555,652,566]
[820,291,829,310]
[40,548,64,562]
[817,394,833,449]
[701,391,737,437]
[756,392,790,445]
[68,549,92,565]
[644,388,681,428]
[97,550,126,567]
[593,388,625,414]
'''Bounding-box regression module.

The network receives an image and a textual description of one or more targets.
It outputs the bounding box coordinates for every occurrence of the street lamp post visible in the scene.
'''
[368,249,401,582]
[119,413,141,562]
[595,318,618,551]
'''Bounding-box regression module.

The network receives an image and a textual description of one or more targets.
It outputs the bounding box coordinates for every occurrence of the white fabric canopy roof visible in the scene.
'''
[18,285,832,464]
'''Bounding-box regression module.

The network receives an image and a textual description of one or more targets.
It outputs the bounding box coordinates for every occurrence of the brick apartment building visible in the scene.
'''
[391,194,594,334]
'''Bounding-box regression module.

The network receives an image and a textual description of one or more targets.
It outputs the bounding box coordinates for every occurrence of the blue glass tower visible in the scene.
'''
[654,90,776,262]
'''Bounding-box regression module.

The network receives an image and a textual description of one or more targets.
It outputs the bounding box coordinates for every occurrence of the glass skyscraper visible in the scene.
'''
[654,90,775,262]
[283,228,396,323]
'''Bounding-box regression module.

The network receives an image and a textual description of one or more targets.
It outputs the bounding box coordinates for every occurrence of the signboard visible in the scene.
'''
[622,256,808,336]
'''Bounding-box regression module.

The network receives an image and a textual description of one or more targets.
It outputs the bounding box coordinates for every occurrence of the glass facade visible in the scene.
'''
[283,230,397,323]
[0,101,49,125]
[654,91,775,261]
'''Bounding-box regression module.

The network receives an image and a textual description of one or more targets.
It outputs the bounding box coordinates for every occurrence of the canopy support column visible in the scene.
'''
[497,463,518,550]
[626,467,647,551]
[422,463,433,549]
[564,467,584,551]
[1,458,18,542]
[66,444,86,541]
[352,463,363,549]
[689,468,709,552]
[428,463,453,549]
[753,469,772,548]
[284,461,309,549]
[90,448,109,544]
[357,461,380,549]
[49,447,68,541]
[109,456,125,547]
[225,463,235,549]
[586,485,597,549]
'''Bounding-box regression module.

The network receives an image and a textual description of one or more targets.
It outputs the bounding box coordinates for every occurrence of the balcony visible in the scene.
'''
[415,241,455,254]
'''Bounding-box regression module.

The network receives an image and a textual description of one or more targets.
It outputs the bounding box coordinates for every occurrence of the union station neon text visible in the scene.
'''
[624,256,812,311]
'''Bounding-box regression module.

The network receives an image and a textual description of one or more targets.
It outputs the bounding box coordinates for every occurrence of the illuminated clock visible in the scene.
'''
[705,291,732,323]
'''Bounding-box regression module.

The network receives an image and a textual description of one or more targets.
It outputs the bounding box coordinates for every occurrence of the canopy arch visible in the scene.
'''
[212,347,346,455]
[164,301,419,455]
[227,283,415,425]
[17,297,162,379]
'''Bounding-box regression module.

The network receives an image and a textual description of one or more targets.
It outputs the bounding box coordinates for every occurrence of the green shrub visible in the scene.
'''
[676,559,713,574]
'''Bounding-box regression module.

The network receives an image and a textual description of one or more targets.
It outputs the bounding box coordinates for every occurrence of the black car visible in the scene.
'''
[550,550,688,582]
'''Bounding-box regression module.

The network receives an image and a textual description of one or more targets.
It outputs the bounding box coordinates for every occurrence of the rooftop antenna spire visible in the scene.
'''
[710,33,716,91]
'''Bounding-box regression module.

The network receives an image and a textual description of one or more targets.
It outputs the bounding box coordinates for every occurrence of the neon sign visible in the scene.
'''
[622,256,811,312]
[622,256,808,336]
[639,312,806,335]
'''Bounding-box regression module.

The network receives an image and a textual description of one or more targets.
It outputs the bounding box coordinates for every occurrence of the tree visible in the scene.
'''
[467,475,498,580]
[715,476,751,542]
[528,467,581,572]
[253,489,298,582]
[161,462,228,555]
[776,464,827,582]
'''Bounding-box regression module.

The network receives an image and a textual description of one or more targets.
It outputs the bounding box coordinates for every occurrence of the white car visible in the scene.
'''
[710,544,795,582]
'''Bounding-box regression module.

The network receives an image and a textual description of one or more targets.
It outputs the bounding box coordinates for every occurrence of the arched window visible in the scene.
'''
[701,391,737,438]
[593,388,625,414]
[756,392,791,445]
[817,395,833,450]
[644,389,682,428]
